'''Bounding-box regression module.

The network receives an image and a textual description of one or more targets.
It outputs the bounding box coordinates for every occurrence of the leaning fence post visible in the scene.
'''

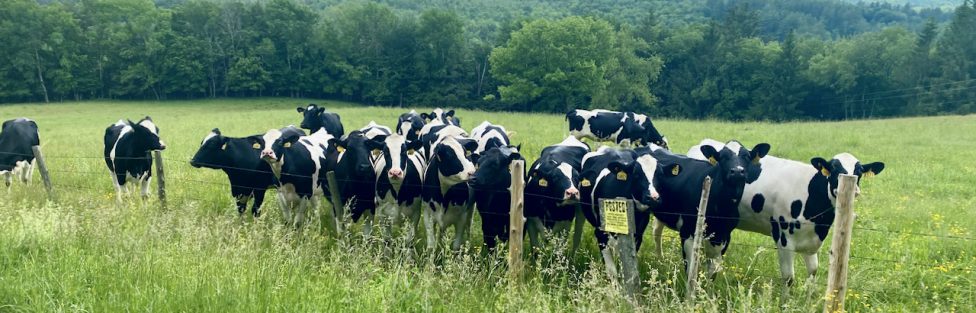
[824,174,858,313]
[31,145,54,199]
[599,197,640,301]
[326,171,344,235]
[686,176,712,302]
[508,160,526,280]
[151,150,166,209]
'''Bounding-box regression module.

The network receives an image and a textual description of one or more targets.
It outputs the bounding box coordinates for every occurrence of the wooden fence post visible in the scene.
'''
[599,197,640,301]
[824,174,858,313]
[31,146,54,199]
[508,160,525,280]
[686,176,712,302]
[152,150,166,209]
[326,171,344,235]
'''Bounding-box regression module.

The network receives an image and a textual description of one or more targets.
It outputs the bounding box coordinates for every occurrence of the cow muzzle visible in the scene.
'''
[388,168,404,180]
[564,187,580,200]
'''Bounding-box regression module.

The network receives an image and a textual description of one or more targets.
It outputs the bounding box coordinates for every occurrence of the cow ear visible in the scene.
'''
[296,107,306,113]
[862,162,885,177]
[751,143,771,164]
[405,139,423,152]
[462,140,479,152]
[420,113,430,121]
[446,109,455,117]
[515,143,522,152]
[811,157,831,177]
[366,136,387,150]
[700,145,719,165]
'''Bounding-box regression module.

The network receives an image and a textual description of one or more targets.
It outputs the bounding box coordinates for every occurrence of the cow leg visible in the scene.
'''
[526,217,544,252]
[653,218,665,257]
[801,252,818,279]
[3,171,11,188]
[597,231,618,279]
[140,173,152,199]
[294,198,309,229]
[112,173,124,204]
[251,189,266,218]
[571,205,585,257]
[423,204,437,253]
[362,211,374,239]
[777,247,796,287]
[231,186,248,215]
[451,211,469,252]
[278,193,293,226]
[704,241,726,279]
[405,201,422,252]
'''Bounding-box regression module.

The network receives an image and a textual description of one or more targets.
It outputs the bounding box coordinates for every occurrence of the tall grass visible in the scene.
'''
[0,99,973,311]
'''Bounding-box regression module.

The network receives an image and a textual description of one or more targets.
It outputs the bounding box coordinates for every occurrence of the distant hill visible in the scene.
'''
[840,0,962,9]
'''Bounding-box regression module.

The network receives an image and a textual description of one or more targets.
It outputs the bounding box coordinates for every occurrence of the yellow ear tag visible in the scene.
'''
[581,179,591,187]
[372,149,381,156]
[252,143,261,149]
[863,171,875,178]
[407,149,415,155]
[708,156,718,165]
[616,171,628,181]
[283,142,292,148]
[671,165,680,176]
[221,143,228,150]
[752,155,761,164]
[337,146,346,153]
[415,130,420,136]
[821,168,830,177]
[538,178,548,187]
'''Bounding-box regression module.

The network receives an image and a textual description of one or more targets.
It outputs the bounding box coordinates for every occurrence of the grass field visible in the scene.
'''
[1,98,973,312]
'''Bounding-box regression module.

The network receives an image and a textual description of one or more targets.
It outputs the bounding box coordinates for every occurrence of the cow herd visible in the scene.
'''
[0,105,886,286]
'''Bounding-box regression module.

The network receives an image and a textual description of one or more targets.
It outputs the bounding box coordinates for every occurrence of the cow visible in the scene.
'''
[396,110,426,141]
[685,139,884,285]
[373,132,426,246]
[262,128,333,228]
[0,118,39,187]
[421,135,479,252]
[417,124,468,161]
[469,124,521,251]
[421,108,461,127]
[103,117,166,202]
[566,109,668,148]
[649,140,770,278]
[324,130,388,236]
[190,128,289,217]
[578,146,664,277]
[524,135,590,253]
[297,103,345,137]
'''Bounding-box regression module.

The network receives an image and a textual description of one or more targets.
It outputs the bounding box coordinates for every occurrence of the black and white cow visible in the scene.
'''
[524,136,590,252]
[421,135,479,252]
[421,108,461,127]
[469,125,521,251]
[649,140,770,277]
[297,103,345,138]
[191,128,294,217]
[325,130,388,235]
[0,118,39,186]
[262,128,333,228]
[396,110,426,141]
[686,139,884,285]
[566,109,668,148]
[417,124,468,161]
[578,146,663,276]
[469,121,512,164]
[373,132,426,244]
[103,117,166,202]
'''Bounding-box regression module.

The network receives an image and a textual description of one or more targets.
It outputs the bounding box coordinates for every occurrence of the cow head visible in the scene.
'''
[471,145,522,190]
[297,103,326,130]
[640,121,668,150]
[331,130,387,178]
[132,117,166,151]
[375,133,423,182]
[421,108,460,126]
[701,141,770,205]
[530,156,582,205]
[811,153,885,202]
[259,126,305,163]
[433,136,478,185]
[396,110,426,141]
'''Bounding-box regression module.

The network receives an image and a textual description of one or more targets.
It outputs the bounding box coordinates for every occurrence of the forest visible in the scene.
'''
[2,0,975,120]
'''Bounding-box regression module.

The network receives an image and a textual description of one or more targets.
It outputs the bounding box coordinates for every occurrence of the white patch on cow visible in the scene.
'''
[360,121,391,139]
[260,128,284,166]
[138,119,159,135]
[109,124,133,162]
[582,146,614,165]
[471,122,508,154]
[687,138,726,160]
[556,135,589,149]
[589,168,613,205]
[201,131,219,146]
[557,162,575,188]
[429,125,468,149]
[470,120,493,139]
[833,153,859,175]
[725,140,743,153]
[636,154,660,199]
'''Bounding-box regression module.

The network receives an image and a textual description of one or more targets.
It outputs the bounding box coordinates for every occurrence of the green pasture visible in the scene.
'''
[0,99,973,312]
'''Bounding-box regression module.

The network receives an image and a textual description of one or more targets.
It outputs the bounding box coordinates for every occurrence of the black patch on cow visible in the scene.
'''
[751,194,765,213]
[803,174,835,241]
[778,216,788,229]
[790,200,802,218]
[769,217,780,245]
[780,232,788,247]
[788,221,795,234]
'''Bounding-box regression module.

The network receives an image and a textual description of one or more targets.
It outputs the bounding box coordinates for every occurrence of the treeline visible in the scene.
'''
[2,0,975,120]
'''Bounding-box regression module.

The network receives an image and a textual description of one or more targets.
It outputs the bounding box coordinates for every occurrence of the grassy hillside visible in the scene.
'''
[0,99,973,311]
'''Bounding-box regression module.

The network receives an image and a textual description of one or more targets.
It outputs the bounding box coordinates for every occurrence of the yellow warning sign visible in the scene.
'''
[602,199,631,234]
